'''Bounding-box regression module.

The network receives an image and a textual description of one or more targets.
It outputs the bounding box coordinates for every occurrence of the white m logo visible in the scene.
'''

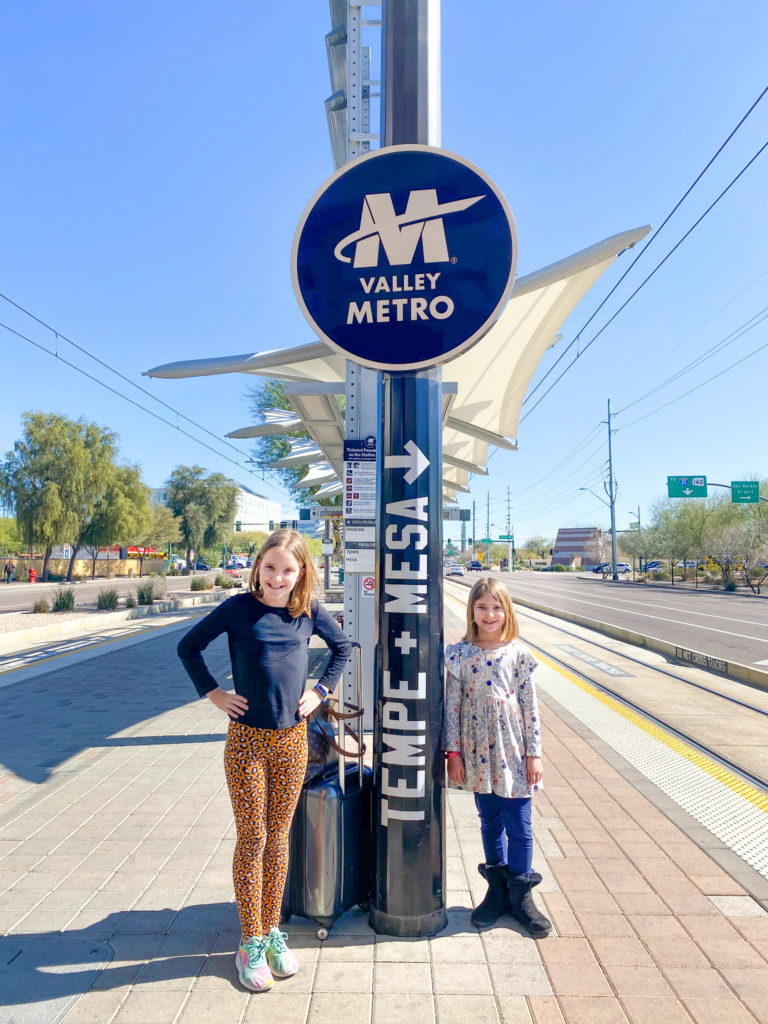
[334,189,485,268]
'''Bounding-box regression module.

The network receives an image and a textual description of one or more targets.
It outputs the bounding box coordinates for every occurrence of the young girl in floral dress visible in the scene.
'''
[443,577,551,936]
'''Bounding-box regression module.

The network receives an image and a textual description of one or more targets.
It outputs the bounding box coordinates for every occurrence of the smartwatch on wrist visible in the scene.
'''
[313,683,329,703]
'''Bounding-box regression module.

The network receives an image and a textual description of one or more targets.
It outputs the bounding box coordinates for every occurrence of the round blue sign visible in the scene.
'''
[292,145,517,371]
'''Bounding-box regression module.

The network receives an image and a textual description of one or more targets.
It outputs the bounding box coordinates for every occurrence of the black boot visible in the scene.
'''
[504,869,552,937]
[471,863,509,928]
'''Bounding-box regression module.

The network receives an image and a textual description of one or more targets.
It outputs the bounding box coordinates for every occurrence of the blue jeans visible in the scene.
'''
[474,792,532,875]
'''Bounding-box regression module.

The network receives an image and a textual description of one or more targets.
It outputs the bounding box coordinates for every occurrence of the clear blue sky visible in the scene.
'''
[2,2,766,543]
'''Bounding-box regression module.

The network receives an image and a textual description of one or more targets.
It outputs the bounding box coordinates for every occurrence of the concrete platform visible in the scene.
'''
[1,612,767,1023]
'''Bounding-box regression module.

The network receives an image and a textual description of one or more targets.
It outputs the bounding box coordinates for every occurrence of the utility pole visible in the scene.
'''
[486,491,491,567]
[506,486,513,572]
[606,399,618,582]
[472,499,476,556]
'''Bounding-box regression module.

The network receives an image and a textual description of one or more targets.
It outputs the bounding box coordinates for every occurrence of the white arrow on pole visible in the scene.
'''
[384,439,430,485]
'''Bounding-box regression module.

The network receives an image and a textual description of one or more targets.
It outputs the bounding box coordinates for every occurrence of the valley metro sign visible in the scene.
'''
[291,145,517,371]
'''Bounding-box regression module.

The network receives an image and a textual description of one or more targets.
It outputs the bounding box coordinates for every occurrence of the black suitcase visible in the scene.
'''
[284,760,373,939]
[283,642,373,939]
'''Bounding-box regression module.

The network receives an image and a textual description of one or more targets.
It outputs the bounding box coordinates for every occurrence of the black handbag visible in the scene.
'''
[304,643,366,783]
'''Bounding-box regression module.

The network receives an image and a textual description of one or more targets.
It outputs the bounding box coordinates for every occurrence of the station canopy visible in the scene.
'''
[146,226,650,501]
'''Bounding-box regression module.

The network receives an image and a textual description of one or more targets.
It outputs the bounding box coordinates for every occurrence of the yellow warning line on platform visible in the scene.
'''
[443,587,768,815]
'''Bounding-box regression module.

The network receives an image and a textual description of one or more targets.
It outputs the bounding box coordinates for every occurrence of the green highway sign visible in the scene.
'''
[498,534,514,541]
[731,480,759,504]
[480,538,493,544]
[628,522,640,530]
[667,475,707,498]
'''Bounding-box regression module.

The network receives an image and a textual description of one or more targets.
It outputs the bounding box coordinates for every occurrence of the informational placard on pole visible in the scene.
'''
[344,437,377,572]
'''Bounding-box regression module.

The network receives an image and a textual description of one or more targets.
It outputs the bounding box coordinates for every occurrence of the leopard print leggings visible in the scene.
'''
[224,719,307,940]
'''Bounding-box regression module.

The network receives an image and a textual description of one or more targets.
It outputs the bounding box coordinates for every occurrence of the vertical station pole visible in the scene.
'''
[371,0,447,937]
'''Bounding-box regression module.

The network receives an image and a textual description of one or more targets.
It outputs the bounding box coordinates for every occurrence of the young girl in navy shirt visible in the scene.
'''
[178,529,351,991]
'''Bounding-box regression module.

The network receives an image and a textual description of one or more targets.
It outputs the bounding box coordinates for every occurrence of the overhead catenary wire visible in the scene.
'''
[1,317,292,497]
[0,290,260,466]
[521,85,768,411]
[520,136,768,425]
[617,334,768,433]
[614,305,768,416]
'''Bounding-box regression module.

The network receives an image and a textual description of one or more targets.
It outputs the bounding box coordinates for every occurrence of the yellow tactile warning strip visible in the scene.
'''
[533,649,768,816]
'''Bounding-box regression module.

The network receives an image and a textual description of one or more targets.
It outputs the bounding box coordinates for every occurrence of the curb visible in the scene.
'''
[0,590,231,654]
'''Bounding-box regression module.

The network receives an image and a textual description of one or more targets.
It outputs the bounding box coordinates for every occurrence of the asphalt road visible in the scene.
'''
[491,571,768,669]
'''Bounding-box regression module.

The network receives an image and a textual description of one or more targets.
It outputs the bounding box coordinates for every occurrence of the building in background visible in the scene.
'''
[551,526,604,569]
[151,483,281,534]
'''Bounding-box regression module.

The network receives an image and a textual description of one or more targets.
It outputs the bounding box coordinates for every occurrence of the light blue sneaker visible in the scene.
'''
[235,935,273,992]
[264,927,299,978]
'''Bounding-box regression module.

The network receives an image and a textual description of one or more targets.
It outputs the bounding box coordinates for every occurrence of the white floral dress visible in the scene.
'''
[443,639,541,798]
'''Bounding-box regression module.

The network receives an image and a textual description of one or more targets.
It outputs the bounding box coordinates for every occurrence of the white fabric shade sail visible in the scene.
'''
[145,225,650,497]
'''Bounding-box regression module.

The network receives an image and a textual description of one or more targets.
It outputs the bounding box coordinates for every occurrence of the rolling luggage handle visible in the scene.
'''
[337,641,364,793]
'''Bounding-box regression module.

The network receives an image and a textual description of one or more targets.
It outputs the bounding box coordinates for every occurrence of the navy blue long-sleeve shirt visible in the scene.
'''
[177,593,352,730]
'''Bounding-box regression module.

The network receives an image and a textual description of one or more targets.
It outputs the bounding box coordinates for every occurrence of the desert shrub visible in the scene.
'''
[215,573,235,589]
[725,579,737,592]
[51,588,75,612]
[137,575,168,605]
[32,598,50,614]
[97,588,119,610]
[553,563,566,572]
[125,594,136,608]
[191,576,213,591]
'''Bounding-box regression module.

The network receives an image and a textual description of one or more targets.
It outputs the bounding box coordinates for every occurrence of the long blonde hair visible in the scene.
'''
[248,529,319,618]
[464,576,519,644]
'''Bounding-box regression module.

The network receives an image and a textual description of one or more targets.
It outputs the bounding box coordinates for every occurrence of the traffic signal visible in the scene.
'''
[235,521,241,532]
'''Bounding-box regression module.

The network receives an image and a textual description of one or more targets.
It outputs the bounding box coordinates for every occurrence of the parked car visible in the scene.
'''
[676,560,698,569]
[223,565,244,587]
[468,560,483,572]
[593,562,631,574]
[644,560,664,571]
[194,560,211,571]
[446,564,465,577]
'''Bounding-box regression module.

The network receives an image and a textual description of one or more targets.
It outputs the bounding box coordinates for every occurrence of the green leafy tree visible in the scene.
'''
[524,535,552,560]
[166,466,238,570]
[2,413,111,580]
[620,524,664,571]
[133,505,182,576]
[248,378,343,551]
[0,517,23,556]
[79,465,152,578]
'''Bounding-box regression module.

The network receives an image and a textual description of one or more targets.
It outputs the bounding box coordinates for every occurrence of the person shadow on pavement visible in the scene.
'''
[0,903,244,1016]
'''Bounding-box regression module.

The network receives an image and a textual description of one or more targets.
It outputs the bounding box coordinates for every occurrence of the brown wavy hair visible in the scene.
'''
[464,576,519,644]
[248,529,319,618]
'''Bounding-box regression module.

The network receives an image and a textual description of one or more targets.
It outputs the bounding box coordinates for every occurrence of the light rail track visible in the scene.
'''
[523,635,768,795]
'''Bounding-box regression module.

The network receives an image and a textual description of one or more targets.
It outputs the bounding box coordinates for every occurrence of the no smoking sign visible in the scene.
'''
[362,576,376,594]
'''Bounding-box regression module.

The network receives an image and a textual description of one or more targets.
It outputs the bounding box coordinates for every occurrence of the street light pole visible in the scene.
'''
[606,399,618,582]
[629,505,641,573]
